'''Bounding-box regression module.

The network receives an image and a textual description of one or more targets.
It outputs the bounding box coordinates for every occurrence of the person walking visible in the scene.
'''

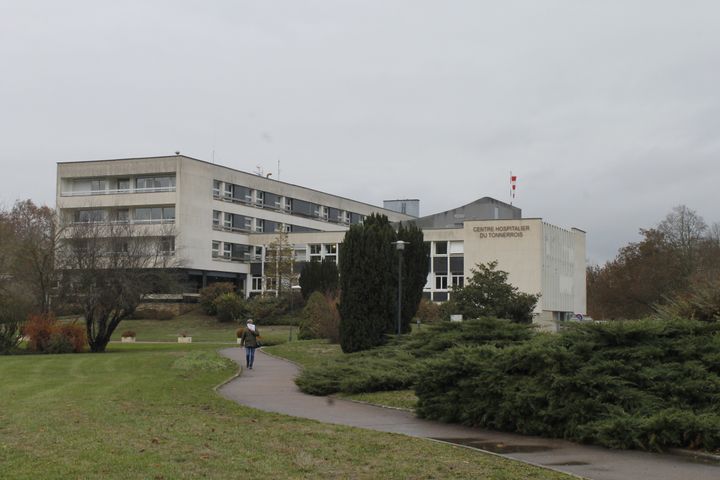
[240,319,260,369]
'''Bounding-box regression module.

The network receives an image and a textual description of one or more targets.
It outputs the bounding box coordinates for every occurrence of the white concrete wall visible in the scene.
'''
[460,219,544,309]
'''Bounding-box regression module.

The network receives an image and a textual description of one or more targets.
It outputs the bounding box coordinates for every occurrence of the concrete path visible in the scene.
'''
[217,348,720,480]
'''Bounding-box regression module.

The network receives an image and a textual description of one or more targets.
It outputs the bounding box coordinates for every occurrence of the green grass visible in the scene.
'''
[340,390,418,410]
[264,339,342,368]
[102,309,294,345]
[0,344,570,479]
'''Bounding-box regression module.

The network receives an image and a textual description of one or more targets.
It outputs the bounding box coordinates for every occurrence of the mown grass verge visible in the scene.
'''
[0,343,569,479]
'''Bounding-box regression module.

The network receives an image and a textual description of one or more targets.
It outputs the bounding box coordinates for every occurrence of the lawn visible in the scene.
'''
[0,343,570,479]
[100,309,295,345]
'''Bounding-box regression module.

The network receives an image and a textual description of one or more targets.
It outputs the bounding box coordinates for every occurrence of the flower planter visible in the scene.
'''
[178,336,192,343]
[121,336,136,343]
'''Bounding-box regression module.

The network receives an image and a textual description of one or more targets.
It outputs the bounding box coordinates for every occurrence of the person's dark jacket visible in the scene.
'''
[241,327,260,347]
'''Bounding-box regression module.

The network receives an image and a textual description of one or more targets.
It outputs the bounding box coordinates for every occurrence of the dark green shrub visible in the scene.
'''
[299,292,340,342]
[199,282,236,315]
[296,348,418,396]
[214,293,247,323]
[0,298,28,354]
[246,294,289,324]
[296,318,531,396]
[443,261,540,323]
[46,331,75,354]
[415,317,720,451]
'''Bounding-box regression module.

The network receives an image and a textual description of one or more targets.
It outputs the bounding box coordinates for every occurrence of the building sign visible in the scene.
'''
[472,225,530,238]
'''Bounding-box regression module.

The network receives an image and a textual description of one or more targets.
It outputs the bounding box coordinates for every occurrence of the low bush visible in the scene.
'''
[415,318,720,452]
[246,294,289,324]
[25,314,86,354]
[298,292,340,343]
[296,318,531,396]
[654,278,720,322]
[199,282,236,315]
[121,330,136,338]
[0,298,28,354]
[296,348,418,396]
[414,298,441,324]
[56,323,86,353]
[213,293,247,323]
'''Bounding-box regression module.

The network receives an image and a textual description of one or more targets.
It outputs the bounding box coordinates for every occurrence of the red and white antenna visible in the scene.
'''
[510,172,517,204]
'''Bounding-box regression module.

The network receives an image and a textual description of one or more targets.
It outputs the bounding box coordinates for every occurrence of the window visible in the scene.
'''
[134,206,175,223]
[251,276,263,290]
[255,219,264,233]
[224,183,233,198]
[452,275,464,288]
[435,241,448,255]
[449,241,464,255]
[224,213,232,229]
[116,179,130,192]
[112,239,129,253]
[74,209,106,223]
[212,210,221,226]
[136,176,175,191]
[309,244,322,261]
[90,179,106,192]
[435,275,448,290]
[115,209,129,223]
[325,244,337,255]
[255,191,265,206]
[315,206,328,220]
[160,237,175,254]
[284,197,293,211]
[223,243,231,259]
[213,180,221,197]
[212,241,220,258]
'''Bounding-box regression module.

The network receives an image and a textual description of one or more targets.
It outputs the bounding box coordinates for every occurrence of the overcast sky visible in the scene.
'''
[1,1,718,264]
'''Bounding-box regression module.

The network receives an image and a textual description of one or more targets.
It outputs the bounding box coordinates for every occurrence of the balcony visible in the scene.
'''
[61,186,176,197]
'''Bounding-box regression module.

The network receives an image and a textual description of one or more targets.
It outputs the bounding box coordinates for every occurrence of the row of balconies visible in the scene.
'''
[212,190,360,225]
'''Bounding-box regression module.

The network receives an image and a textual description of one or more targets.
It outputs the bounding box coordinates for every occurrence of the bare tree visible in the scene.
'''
[0,200,59,313]
[56,221,179,352]
[657,205,707,272]
[263,230,296,296]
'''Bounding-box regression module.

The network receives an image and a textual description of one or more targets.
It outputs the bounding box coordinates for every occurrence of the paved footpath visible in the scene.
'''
[218,348,719,480]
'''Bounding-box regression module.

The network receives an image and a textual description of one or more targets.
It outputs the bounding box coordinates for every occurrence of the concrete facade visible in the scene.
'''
[56,154,586,331]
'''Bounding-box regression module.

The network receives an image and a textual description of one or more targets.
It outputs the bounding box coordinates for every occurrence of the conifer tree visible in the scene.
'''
[338,214,396,352]
[397,222,430,333]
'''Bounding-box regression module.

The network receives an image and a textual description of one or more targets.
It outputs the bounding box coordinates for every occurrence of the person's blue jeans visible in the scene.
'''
[245,347,256,368]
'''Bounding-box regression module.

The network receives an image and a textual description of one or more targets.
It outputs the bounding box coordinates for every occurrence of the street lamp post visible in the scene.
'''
[289,284,302,341]
[392,240,409,338]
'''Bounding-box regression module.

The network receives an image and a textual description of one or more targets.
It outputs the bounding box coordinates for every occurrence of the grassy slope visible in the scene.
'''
[0,343,569,479]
